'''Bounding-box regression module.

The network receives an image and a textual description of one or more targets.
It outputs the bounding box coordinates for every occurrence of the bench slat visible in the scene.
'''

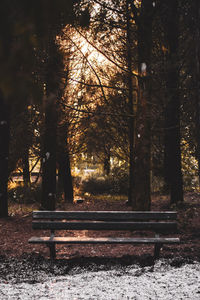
[32,211,177,221]
[32,221,177,231]
[29,236,180,244]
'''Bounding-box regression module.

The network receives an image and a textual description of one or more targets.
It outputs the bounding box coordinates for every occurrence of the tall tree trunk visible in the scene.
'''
[41,40,62,210]
[132,0,153,211]
[163,0,183,204]
[126,0,135,205]
[0,92,9,217]
[22,106,31,187]
[41,95,57,210]
[194,0,200,185]
[57,60,74,203]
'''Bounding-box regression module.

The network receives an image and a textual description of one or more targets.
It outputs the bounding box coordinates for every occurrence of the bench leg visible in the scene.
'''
[154,243,162,259]
[48,244,56,260]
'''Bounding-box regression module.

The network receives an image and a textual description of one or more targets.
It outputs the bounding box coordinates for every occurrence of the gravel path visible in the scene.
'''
[0,259,200,299]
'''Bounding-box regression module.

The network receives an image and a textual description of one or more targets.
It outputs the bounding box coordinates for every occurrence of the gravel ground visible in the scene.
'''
[0,256,199,299]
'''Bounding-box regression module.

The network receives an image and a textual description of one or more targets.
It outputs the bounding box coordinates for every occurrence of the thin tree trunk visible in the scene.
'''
[0,92,9,217]
[103,146,111,176]
[22,149,30,187]
[22,106,31,187]
[132,0,153,211]
[163,0,183,204]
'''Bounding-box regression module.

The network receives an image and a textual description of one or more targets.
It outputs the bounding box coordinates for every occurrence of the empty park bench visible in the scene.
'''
[28,211,180,260]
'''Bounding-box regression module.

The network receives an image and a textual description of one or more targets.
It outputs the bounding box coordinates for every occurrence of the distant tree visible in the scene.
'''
[68,0,136,184]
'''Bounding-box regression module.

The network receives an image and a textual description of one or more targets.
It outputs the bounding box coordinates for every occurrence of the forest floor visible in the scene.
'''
[0,191,199,262]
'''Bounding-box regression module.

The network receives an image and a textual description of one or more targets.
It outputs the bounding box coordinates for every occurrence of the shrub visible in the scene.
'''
[81,167,129,195]
[8,184,42,204]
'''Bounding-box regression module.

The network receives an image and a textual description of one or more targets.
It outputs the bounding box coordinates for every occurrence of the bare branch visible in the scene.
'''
[69,77,130,91]
[92,0,124,15]
[75,27,139,78]
[63,102,134,118]
[64,33,108,103]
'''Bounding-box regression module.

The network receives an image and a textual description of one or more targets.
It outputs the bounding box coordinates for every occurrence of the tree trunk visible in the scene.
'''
[194,0,200,185]
[41,40,62,210]
[163,0,183,204]
[126,0,135,205]
[57,59,74,203]
[132,0,153,211]
[103,146,111,176]
[0,92,9,218]
[22,106,31,187]
[41,95,57,210]
[58,148,74,203]
[22,148,30,187]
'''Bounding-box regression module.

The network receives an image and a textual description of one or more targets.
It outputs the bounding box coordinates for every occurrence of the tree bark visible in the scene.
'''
[41,40,61,210]
[22,148,30,187]
[194,0,200,185]
[58,148,74,203]
[0,92,9,217]
[41,95,57,210]
[103,145,111,176]
[163,0,183,204]
[22,107,31,187]
[126,0,135,205]
[132,0,153,211]
[57,60,74,203]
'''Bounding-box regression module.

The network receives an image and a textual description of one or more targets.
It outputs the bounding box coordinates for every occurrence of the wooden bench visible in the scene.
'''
[28,211,180,260]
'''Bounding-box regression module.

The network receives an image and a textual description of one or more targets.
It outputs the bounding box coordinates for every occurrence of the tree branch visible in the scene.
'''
[65,33,109,103]
[69,77,130,91]
[74,27,139,78]
[92,0,124,15]
[63,102,134,118]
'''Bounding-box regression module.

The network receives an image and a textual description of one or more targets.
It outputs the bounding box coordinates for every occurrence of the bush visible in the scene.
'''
[8,184,42,204]
[81,167,129,195]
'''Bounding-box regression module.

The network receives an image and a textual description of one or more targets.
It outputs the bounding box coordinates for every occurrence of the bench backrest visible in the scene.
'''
[32,211,178,233]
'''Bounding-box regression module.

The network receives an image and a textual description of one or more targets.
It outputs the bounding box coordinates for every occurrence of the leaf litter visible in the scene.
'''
[0,255,199,299]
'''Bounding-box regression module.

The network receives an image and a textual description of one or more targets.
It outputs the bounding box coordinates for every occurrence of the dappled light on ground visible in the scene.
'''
[0,258,199,299]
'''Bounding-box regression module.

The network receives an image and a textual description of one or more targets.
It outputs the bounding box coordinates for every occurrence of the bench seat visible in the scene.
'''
[29,236,180,244]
